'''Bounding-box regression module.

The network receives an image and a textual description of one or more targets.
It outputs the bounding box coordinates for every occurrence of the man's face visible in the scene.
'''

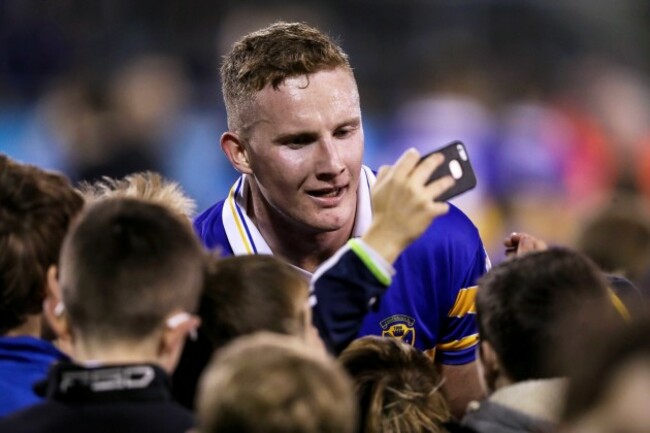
[241,67,364,234]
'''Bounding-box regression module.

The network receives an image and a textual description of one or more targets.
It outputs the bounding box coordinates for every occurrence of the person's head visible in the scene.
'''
[221,21,352,133]
[196,332,357,433]
[220,22,364,236]
[576,195,650,286]
[0,154,83,336]
[476,247,614,393]
[562,319,650,433]
[199,255,320,350]
[339,336,450,433]
[78,171,197,219]
[46,197,205,371]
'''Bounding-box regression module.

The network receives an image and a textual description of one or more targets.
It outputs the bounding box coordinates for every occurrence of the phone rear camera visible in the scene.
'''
[449,160,463,179]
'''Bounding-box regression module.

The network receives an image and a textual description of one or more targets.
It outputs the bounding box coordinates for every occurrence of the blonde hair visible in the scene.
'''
[221,21,352,131]
[78,171,196,218]
[197,332,356,433]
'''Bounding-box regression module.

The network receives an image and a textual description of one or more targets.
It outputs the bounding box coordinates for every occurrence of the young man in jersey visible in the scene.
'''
[194,22,489,417]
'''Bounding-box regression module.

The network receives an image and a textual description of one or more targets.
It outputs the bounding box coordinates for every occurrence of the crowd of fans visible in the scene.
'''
[2,151,648,433]
[2,12,650,433]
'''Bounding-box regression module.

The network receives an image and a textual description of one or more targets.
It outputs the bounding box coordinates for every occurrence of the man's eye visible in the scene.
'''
[283,135,316,146]
[334,129,351,138]
[293,137,313,145]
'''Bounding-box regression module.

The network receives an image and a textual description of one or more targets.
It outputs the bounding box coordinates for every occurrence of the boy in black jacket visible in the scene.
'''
[0,198,205,433]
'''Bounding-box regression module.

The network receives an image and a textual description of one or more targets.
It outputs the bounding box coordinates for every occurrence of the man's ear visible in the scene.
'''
[478,340,501,394]
[158,313,201,373]
[44,266,73,352]
[221,132,253,174]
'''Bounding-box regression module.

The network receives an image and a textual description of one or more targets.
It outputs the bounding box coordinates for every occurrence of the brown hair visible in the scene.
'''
[476,247,613,381]
[220,21,352,131]
[339,336,450,433]
[0,154,83,334]
[197,332,356,433]
[60,197,205,342]
[199,255,309,350]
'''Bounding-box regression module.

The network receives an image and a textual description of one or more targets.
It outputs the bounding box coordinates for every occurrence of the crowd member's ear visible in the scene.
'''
[44,266,74,353]
[478,340,501,393]
[221,131,253,174]
[158,312,201,373]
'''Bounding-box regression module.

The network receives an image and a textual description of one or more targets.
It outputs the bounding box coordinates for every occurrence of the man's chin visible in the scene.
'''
[300,215,353,235]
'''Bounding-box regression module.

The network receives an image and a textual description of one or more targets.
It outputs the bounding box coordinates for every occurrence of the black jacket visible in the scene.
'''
[0,362,195,433]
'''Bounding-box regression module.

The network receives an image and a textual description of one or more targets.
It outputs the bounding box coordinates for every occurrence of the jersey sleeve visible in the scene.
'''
[434,243,490,365]
[311,239,395,355]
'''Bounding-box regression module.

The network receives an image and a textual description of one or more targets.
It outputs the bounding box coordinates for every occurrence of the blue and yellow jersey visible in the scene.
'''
[194,167,489,364]
[355,204,488,365]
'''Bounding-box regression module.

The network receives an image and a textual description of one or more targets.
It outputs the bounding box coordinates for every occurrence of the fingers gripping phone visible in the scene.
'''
[421,140,477,202]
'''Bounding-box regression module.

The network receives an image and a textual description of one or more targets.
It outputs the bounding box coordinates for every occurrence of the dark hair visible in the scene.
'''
[563,318,650,422]
[60,197,205,342]
[476,247,612,381]
[221,21,351,131]
[0,154,83,334]
[339,336,450,433]
[199,255,309,350]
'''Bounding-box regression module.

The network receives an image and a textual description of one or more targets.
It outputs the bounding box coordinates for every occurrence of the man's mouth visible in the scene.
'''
[307,186,346,199]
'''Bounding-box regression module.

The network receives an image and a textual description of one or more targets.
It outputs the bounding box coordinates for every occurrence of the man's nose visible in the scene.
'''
[315,137,345,177]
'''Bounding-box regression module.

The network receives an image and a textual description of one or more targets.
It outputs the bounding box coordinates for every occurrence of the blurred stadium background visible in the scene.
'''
[2,0,650,263]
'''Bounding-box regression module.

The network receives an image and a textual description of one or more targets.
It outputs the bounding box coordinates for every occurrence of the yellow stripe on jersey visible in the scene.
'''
[227,184,253,255]
[608,288,631,322]
[448,286,477,318]
[436,333,479,352]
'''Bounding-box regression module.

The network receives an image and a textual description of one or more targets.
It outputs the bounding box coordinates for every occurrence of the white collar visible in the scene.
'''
[221,166,376,275]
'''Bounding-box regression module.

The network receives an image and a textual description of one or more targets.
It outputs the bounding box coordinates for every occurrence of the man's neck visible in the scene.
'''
[5,314,42,338]
[73,338,160,367]
[246,184,355,273]
[268,228,351,273]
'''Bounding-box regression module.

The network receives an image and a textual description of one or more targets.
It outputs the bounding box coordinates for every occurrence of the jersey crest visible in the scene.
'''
[380,314,416,346]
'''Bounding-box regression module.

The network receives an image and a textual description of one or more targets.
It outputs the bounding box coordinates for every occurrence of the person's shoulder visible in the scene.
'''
[193,199,229,250]
[461,399,555,433]
[436,203,480,233]
[396,203,486,283]
[0,401,65,433]
[414,203,482,249]
[0,399,195,433]
[111,400,195,432]
[194,198,227,231]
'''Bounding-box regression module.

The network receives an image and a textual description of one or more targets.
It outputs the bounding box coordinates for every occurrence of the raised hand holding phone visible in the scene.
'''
[420,140,477,202]
[362,148,455,264]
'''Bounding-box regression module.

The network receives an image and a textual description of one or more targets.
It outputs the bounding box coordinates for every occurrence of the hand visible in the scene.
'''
[503,232,548,258]
[362,148,454,264]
